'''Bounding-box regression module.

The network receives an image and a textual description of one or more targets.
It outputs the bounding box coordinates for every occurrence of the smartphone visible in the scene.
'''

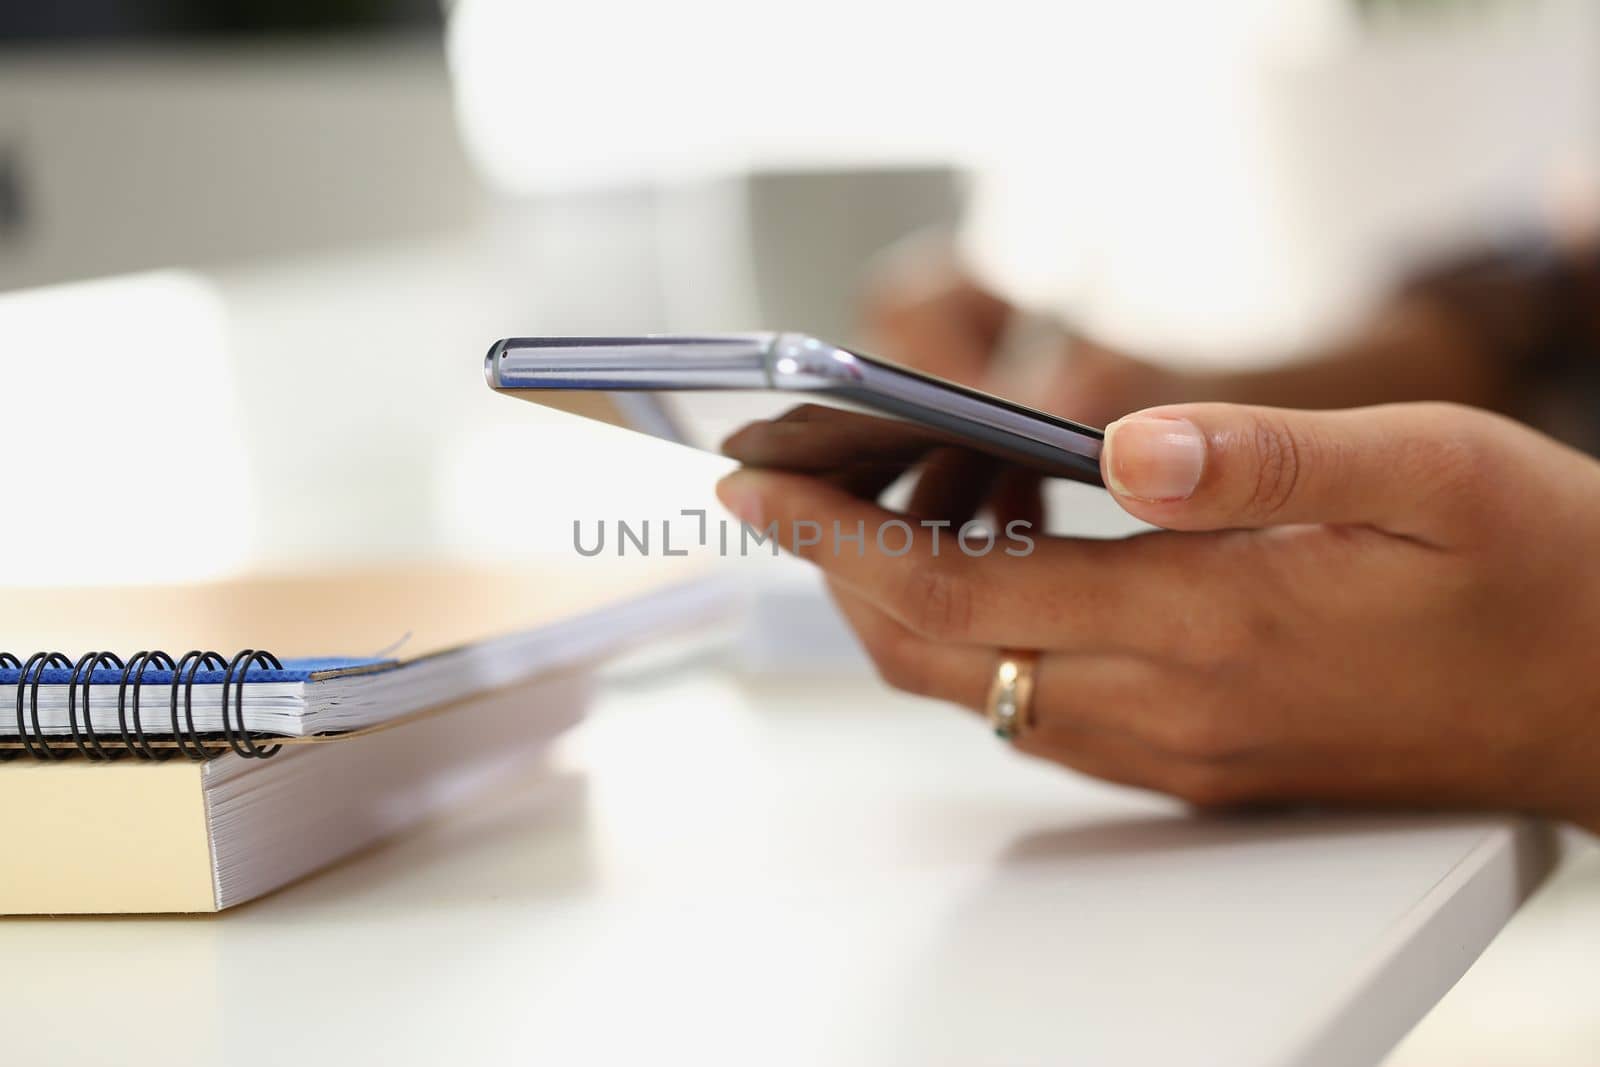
[484,333,1105,488]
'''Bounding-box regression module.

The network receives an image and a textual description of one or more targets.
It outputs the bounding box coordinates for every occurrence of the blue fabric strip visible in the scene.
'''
[0,656,393,687]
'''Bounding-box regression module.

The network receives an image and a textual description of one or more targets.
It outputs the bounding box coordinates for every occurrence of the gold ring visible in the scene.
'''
[985,649,1038,742]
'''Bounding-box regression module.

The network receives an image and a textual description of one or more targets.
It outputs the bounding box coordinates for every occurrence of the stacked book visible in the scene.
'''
[0,565,726,914]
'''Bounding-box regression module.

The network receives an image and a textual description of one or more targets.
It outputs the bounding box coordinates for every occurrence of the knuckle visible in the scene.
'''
[863,285,937,341]
[867,632,928,695]
[1215,603,1286,667]
[1400,403,1532,537]
[1164,762,1247,809]
[1410,399,1481,432]
[1244,414,1311,520]
[893,559,977,642]
[1172,611,1254,671]
[781,403,828,424]
[1154,707,1245,762]
[859,268,911,321]
[1409,403,1506,501]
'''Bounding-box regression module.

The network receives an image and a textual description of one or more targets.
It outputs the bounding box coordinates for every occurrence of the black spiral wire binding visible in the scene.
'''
[16,652,72,760]
[118,651,177,762]
[223,650,285,759]
[5,648,287,762]
[68,651,125,761]
[171,650,229,761]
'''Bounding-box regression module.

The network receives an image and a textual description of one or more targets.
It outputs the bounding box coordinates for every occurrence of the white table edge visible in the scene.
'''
[1277,817,1558,1067]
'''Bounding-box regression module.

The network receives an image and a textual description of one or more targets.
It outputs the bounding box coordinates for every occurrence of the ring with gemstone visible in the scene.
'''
[985,649,1039,742]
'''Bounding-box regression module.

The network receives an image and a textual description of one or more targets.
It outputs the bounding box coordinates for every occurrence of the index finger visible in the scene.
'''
[716,468,1210,651]
[720,403,943,471]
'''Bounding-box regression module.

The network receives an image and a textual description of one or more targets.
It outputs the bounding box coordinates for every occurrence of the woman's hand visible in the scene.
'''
[863,254,1518,428]
[860,251,1184,427]
[716,402,1600,830]
[859,242,1016,390]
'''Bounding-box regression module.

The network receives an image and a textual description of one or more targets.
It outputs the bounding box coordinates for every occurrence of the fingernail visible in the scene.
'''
[716,470,768,527]
[1103,416,1206,501]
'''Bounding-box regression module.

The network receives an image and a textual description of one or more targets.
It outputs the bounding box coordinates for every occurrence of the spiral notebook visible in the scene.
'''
[0,563,724,761]
[0,563,730,914]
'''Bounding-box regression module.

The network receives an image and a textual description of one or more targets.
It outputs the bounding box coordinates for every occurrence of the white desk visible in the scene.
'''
[3,661,1553,1067]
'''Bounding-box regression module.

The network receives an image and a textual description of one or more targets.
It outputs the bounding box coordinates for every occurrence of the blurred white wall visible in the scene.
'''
[452,0,1600,362]
[5,3,1599,581]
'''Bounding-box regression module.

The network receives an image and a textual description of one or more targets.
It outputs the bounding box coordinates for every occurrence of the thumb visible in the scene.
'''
[1099,402,1490,541]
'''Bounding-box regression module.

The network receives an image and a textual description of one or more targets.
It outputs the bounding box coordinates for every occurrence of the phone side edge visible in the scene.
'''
[488,335,780,392]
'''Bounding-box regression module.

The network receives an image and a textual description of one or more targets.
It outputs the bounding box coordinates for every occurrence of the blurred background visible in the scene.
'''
[2,1,1599,1061]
